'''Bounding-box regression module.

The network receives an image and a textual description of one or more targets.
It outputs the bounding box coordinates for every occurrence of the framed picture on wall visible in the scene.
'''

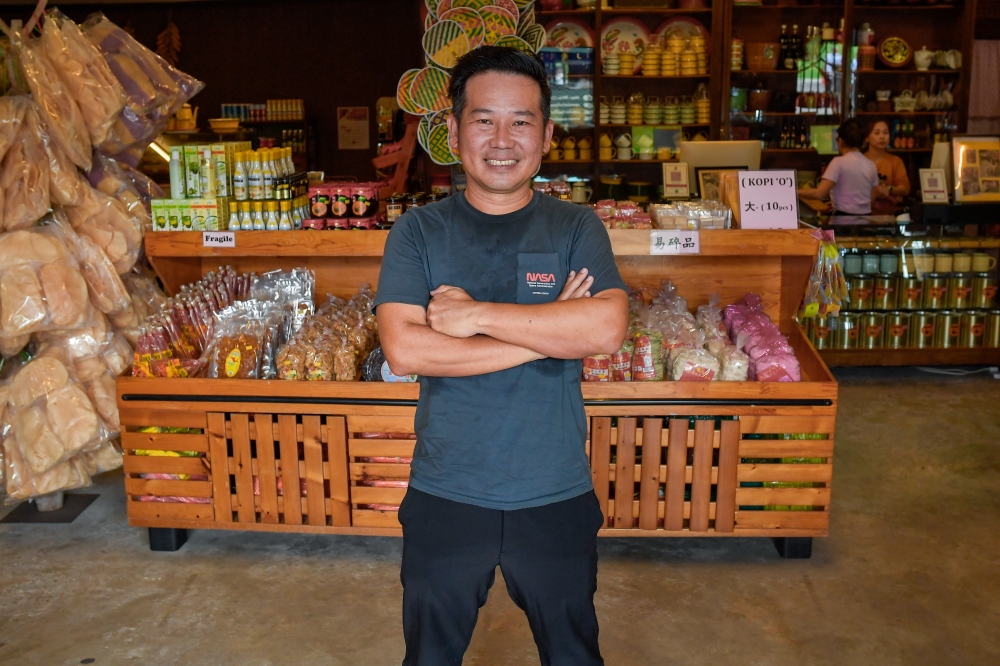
[952,137,1000,202]
[695,167,744,202]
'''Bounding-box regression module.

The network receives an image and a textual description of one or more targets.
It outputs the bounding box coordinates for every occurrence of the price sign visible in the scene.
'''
[203,231,236,248]
[736,170,799,229]
[650,230,700,255]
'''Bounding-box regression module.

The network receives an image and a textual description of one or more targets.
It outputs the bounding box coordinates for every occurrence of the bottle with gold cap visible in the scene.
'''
[228,203,240,231]
[232,151,248,201]
[265,201,280,230]
[262,149,275,199]
[290,196,304,229]
[279,200,293,231]
[252,201,265,230]
[284,147,295,175]
[248,150,264,200]
[239,201,253,230]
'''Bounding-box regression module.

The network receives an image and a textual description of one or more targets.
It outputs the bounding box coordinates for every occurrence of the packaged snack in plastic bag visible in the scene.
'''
[582,354,611,382]
[81,439,123,476]
[87,152,152,231]
[26,102,87,207]
[3,440,91,501]
[696,295,729,343]
[754,352,801,383]
[64,183,143,274]
[610,341,633,382]
[123,264,167,322]
[631,329,664,381]
[0,333,29,358]
[8,28,92,170]
[1,114,50,231]
[0,227,96,336]
[46,210,130,314]
[40,10,126,147]
[670,347,720,381]
[0,95,29,166]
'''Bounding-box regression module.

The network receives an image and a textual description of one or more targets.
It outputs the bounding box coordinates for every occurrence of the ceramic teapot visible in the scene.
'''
[914,46,933,71]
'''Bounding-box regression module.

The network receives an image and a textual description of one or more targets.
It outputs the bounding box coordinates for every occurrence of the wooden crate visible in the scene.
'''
[127,229,837,549]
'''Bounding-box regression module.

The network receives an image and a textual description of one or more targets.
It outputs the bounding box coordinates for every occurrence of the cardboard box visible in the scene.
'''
[167,199,183,231]
[212,144,229,197]
[151,199,168,231]
[183,145,201,198]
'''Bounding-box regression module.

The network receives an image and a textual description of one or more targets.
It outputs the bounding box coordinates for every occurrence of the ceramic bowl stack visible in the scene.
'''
[618,53,635,76]
[662,98,680,124]
[696,97,711,124]
[664,36,684,76]
[599,97,611,124]
[627,94,645,125]
[642,43,662,76]
[731,39,744,71]
[603,55,620,75]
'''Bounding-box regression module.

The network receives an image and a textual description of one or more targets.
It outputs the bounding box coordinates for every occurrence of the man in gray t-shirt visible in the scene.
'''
[375,47,628,665]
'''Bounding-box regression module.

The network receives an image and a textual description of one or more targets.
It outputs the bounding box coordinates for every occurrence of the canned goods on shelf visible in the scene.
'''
[972,272,998,309]
[898,277,923,310]
[860,312,885,349]
[923,273,949,310]
[834,312,860,349]
[934,310,961,348]
[810,315,833,350]
[874,274,897,310]
[960,310,988,348]
[885,311,910,349]
[910,310,937,349]
[848,275,875,311]
[986,310,1000,348]
[948,273,973,309]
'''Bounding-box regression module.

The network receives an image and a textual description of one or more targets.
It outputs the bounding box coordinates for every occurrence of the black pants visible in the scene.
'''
[399,488,605,666]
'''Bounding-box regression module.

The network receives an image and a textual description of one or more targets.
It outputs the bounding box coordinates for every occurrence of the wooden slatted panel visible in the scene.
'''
[714,420,741,533]
[278,414,303,526]
[735,487,831,506]
[353,510,402,528]
[125,478,213,498]
[735,511,829,530]
[607,499,717,521]
[348,439,416,459]
[347,415,415,434]
[689,420,715,532]
[638,419,663,530]
[610,464,718,485]
[327,416,352,527]
[231,414,257,523]
[740,439,835,458]
[613,418,637,529]
[255,414,280,525]
[120,408,207,430]
[127,501,215,522]
[123,456,208,477]
[737,463,833,483]
[664,419,688,531]
[739,415,836,435]
[207,413,232,523]
[352,486,407,504]
[590,417,612,527]
[121,431,208,453]
[302,416,326,527]
[350,463,411,481]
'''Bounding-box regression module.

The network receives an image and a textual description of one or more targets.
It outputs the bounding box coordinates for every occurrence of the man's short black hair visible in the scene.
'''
[837,119,866,149]
[449,46,551,123]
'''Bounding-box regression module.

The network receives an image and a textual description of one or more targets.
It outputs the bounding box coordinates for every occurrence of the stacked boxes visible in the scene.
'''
[155,141,250,231]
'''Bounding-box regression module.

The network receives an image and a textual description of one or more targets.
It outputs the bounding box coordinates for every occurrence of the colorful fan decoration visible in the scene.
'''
[401,0,542,165]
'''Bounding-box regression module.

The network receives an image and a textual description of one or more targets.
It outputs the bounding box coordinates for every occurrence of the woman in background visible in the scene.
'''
[797,119,879,215]
[865,120,912,216]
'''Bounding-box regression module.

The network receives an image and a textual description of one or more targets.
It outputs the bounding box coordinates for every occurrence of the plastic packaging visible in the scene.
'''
[582,354,611,382]
[631,329,664,381]
[87,152,152,232]
[64,183,143,274]
[669,347,720,381]
[26,102,87,207]
[46,210,130,314]
[0,95,29,166]
[1,110,51,231]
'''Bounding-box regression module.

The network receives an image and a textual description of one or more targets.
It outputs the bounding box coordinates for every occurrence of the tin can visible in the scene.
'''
[885,311,911,349]
[385,194,404,223]
[960,310,987,348]
[848,275,874,311]
[328,185,351,218]
[810,315,833,350]
[948,273,973,309]
[860,312,885,349]
[909,311,937,348]
[972,272,998,309]
[873,274,897,310]
[934,310,961,348]
[923,273,949,309]
[350,183,378,217]
[986,310,1000,348]
[834,312,860,349]
[897,277,923,310]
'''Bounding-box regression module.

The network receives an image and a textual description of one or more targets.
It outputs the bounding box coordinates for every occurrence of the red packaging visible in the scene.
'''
[350,216,377,230]
[631,335,657,380]
[582,354,611,381]
[309,186,330,218]
[329,185,351,218]
[610,349,631,381]
[302,219,325,230]
[351,183,378,217]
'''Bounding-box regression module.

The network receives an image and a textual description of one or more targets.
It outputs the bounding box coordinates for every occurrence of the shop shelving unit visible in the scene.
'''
[123,229,837,557]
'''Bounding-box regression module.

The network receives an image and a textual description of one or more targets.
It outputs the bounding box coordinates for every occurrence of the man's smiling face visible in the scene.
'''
[447,71,554,197]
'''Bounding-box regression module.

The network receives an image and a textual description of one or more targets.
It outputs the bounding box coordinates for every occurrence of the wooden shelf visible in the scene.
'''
[888,148,934,153]
[855,69,961,75]
[732,3,846,8]
[600,123,709,127]
[853,3,959,8]
[820,347,1000,367]
[602,74,710,79]
[763,148,818,153]
[731,69,800,75]
[536,8,597,16]
[599,158,679,163]
[853,111,952,116]
[601,7,714,14]
[541,159,594,164]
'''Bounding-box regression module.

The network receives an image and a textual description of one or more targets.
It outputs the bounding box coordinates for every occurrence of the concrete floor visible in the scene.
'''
[1,367,999,666]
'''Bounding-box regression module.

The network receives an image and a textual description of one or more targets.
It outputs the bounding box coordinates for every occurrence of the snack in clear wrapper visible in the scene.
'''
[711,344,750,382]
[26,102,87,208]
[334,342,358,381]
[631,329,664,381]
[610,341,632,382]
[64,184,143,274]
[0,96,29,165]
[276,344,306,380]
[1,108,51,231]
[670,347,720,381]
[582,354,611,382]
[46,210,131,314]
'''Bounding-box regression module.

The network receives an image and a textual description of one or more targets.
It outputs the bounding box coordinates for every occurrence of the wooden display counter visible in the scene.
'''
[124,229,837,558]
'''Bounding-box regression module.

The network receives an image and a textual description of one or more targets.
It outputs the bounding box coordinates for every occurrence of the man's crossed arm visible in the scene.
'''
[377,269,630,378]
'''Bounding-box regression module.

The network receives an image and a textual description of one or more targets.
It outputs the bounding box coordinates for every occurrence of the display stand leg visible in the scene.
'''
[773,537,812,559]
[149,528,188,552]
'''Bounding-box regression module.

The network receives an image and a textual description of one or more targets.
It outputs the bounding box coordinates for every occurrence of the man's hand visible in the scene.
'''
[557,268,594,300]
[427,285,480,338]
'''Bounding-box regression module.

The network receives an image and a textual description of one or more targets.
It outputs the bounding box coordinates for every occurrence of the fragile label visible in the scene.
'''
[203,231,236,248]
[650,230,700,255]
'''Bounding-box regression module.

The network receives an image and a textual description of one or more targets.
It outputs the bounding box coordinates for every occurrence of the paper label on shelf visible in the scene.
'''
[737,170,799,229]
[650,230,700,255]
[203,231,236,248]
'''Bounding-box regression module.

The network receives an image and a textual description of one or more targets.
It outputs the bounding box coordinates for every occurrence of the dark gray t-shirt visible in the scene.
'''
[373,191,626,510]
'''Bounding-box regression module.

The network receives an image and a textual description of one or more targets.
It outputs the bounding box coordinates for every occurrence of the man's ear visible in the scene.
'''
[447,111,460,160]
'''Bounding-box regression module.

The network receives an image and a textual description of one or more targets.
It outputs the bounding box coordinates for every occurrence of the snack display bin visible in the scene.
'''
[122,229,837,558]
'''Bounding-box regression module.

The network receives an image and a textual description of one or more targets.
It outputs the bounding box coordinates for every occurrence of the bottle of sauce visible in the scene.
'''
[239,201,253,230]
[228,204,240,231]
[265,201,280,230]
[232,152,248,201]
[248,151,264,200]
[262,149,276,200]
[284,147,295,175]
[291,197,304,230]
[279,200,293,231]
[200,147,216,199]
[252,201,266,230]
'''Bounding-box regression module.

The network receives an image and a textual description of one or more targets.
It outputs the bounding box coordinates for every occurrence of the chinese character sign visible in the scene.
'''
[736,170,799,229]
[650,230,700,255]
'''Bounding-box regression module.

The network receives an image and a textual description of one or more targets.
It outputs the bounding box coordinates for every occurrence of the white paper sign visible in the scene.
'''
[920,168,949,203]
[736,170,799,229]
[203,231,235,248]
[650,230,700,255]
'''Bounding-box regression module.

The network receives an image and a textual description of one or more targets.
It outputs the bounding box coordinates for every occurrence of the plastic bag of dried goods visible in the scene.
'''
[64,184,142,274]
[0,95,29,165]
[0,227,96,336]
[6,350,107,478]
[47,209,130,314]
[1,118,50,231]
[40,10,126,147]
[123,265,167,322]
[696,295,729,343]
[25,103,87,207]
[631,329,664,381]
[582,354,611,382]
[610,341,632,382]
[3,440,91,501]
[121,161,165,204]
[87,153,151,230]
[753,352,801,383]
[333,337,359,381]
[670,347,720,382]
[8,28,92,171]
[81,439,123,476]
[711,344,750,382]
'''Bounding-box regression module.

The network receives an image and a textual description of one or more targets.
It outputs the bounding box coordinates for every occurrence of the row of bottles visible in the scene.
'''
[779,119,811,150]
[228,198,310,231]
[778,21,844,69]
[232,148,296,201]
